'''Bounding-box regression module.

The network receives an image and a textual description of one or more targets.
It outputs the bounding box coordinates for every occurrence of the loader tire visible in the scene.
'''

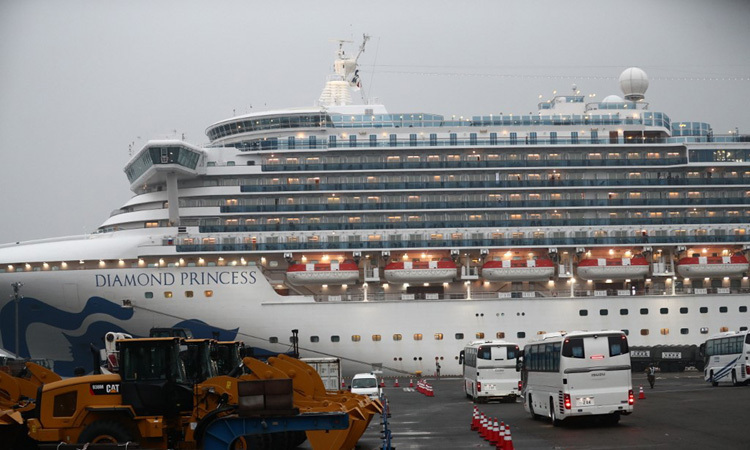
[78,420,135,444]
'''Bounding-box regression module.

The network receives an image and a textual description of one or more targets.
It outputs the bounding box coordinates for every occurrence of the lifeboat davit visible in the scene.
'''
[286,261,360,285]
[481,259,555,281]
[676,255,749,277]
[383,260,457,283]
[577,257,649,280]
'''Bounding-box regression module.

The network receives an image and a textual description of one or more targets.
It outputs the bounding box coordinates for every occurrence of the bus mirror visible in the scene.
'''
[515,358,523,372]
[458,350,464,365]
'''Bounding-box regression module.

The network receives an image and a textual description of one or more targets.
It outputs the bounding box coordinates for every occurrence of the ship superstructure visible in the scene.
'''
[1,37,749,376]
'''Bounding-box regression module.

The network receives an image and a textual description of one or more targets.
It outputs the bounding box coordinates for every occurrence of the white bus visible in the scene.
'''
[519,331,634,425]
[702,330,750,386]
[458,340,521,402]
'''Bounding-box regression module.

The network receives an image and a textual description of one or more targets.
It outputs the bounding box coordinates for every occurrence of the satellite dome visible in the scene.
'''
[602,94,624,103]
[619,67,649,101]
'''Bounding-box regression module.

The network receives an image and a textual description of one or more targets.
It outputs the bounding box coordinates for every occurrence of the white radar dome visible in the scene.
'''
[602,94,624,103]
[619,67,649,101]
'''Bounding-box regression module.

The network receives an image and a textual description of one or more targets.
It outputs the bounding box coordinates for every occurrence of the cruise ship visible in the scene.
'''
[1,37,749,377]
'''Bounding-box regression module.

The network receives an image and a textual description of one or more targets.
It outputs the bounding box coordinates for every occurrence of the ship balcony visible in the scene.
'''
[241,176,750,193]
[176,234,750,254]
[261,157,689,172]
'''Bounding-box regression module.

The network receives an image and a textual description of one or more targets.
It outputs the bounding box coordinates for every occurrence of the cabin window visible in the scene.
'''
[660,328,669,335]
[620,308,628,315]
[579,309,588,316]
[660,308,668,314]
[496,332,505,339]
[145,292,153,299]
[455,333,464,340]
[331,335,340,342]
[269,337,278,344]
[310,336,319,343]
[640,308,648,315]
[680,307,688,314]
[640,329,650,336]
[393,334,402,341]
[680,328,689,335]
[164,291,173,298]
[53,391,77,417]
[700,307,708,313]
[372,335,381,342]
[434,333,444,340]
[516,331,526,338]
[600,309,608,316]
[475,332,485,339]
[413,334,423,341]
[351,335,361,342]
[740,306,748,313]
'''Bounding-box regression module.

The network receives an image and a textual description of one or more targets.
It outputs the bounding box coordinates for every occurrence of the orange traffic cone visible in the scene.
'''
[470,406,479,431]
[426,383,434,397]
[496,422,506,450]
[341,378,346,389]
[503,424,514,450]
[394,378,400,387]
[489,418,500,445]
[409,379,414,388]
[638,385,646,399]
[479,413,487,438]
[380,378,385,388]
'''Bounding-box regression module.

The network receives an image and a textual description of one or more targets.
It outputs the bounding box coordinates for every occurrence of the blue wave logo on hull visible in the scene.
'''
[1,296,238,377]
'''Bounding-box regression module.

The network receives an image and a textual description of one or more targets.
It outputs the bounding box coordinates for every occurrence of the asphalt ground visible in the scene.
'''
[336,371,748,450]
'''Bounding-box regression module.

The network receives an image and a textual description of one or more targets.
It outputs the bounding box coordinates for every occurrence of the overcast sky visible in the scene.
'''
[1,0,749,243]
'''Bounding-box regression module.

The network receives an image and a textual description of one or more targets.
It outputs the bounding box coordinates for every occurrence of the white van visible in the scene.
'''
[350,372,381,399]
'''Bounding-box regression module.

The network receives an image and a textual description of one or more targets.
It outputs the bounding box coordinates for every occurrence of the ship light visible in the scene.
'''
[260,257,266,263]
[383,283,389,289]
[424,283,429,287]
[61,262,67,269]
[118,259,125,266]
[484,281,490,287]
[743,276,748,280]
[342,285,347,289]
[79,260,84,264]
[588,280,593,284]
[7,265,13,271]
[625,279,631,283]
[609,249,614,255]
[402,254,408,260]
[548,279,555,286]
[138,258,144,266]
[605,279,613,284]
[443,282,449,287]
[43,262,49,269]
[723,277,729,281]
[322,284,328,289]
[98,260,105,267]
[683,278,689,282]
[403,283,409,288]
[704,277,710,281]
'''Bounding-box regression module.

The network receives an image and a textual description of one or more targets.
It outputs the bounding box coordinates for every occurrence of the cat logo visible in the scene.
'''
[90,383,121,395]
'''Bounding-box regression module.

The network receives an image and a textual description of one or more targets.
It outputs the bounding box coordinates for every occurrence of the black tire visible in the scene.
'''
[550,398,561,427]
[605,413,621,426]
[78,420,135,444]
[710,371,719,387]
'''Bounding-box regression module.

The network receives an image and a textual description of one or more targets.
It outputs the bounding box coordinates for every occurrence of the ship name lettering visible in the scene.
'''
[95,271,257,287]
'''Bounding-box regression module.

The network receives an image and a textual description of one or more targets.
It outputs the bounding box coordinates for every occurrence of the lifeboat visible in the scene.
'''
[383,260,457,283]
[676,255,749,277]
[286,261,360,285]
[481,259,555,281]
[577,257,649,280]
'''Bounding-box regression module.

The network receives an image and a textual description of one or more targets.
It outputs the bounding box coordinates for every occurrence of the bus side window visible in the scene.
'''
[562,338,585,358]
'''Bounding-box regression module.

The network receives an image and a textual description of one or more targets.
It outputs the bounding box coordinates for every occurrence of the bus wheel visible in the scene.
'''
[528,395,538,420]
[605,413,620,426]
[710,371,718,387]
[550,399,561,427]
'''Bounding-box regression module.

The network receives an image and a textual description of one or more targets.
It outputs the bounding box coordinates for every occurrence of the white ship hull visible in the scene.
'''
[1,251,747,377]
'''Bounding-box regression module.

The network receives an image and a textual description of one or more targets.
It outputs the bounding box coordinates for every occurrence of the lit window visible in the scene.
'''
[475,332,485,339]
[185,291,193,298]
[204,290,213,297]
[660,328,669,335]
[393,334,402,341]
[351,335,361,342]
[496,332,505,339]
[413,334,423,341]
[164,291,172,298]
[434,333,444,340]
[719,326,729,332]
[145,222,159,228]
[640,329,649,336]
[372,335,382,341]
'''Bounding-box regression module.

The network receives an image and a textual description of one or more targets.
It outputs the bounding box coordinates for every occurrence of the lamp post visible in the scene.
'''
[10,282,23,356]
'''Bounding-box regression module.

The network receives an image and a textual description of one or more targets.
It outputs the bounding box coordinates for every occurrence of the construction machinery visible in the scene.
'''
[10,335,377,449]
